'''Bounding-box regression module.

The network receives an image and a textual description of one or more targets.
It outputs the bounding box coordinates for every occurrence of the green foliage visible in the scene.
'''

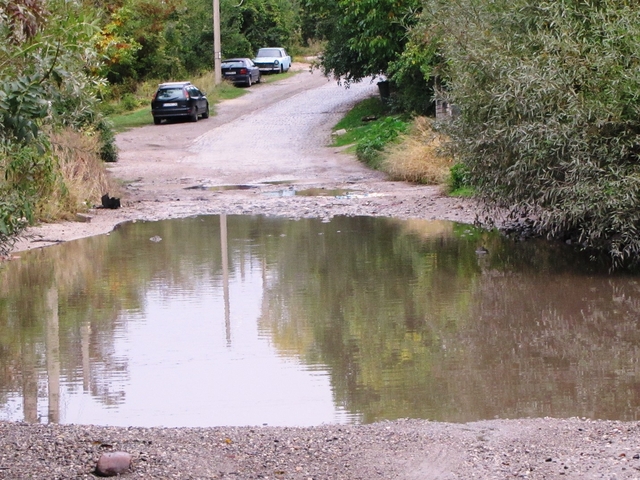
[96,118,118,162]
[386,19,441,114]
[0,0,112,249]
[0,189,31,255]
[100,0,301,82]
[305,0,422,84]
[448,163,469,191]
[0,76,48,144]
[240,0,300,53]
[448,163,473,196]
[0,140,58,253]
[333,97,389,131]
[356,116,408,168]
[432,0,640,267]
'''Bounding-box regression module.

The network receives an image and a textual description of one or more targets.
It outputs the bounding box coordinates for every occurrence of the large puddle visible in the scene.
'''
[1,215,639,427]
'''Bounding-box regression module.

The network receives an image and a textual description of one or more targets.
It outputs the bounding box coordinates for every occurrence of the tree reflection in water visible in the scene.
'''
[1,215,639,426]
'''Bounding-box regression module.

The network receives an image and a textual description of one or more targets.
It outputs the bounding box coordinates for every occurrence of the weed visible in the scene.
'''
[356,116,408,168]
[382,117,453,184]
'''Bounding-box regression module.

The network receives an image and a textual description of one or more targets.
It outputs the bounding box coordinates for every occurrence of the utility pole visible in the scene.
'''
[213,0,221,84]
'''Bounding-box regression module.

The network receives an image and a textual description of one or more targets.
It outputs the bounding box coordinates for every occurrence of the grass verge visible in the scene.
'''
[260,69,300,84]
[381,117,453,185]
[331,96,391,149]
[333,99,469,189]
[331,96,410,168]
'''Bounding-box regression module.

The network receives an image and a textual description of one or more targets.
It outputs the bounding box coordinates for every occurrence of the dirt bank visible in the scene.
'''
[5,67,636,480]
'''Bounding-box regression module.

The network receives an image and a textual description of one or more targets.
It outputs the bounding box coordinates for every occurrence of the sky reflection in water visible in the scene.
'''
[1,215,640,427]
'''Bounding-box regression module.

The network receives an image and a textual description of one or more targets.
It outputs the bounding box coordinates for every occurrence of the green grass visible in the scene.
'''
[260,69,300,84]
[331,96,391,148]
[109,106,154,132]
[448,186,475,197]
[207,81,247,101]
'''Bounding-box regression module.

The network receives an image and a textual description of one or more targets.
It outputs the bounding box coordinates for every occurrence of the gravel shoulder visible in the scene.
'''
[3,418,640,478]
[5,66,638,479]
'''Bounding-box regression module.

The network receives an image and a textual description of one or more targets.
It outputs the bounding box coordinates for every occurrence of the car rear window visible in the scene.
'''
[156,88,185,100]
[222,61,244,68]
[257,49,281,57]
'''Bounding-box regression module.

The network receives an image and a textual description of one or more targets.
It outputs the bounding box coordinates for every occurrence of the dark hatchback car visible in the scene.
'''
[151,81,209,124]
[221,58,261,87]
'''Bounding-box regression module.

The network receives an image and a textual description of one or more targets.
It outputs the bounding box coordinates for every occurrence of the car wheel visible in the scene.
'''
[247,76,252,87]
[280,65,284,73]
[202,104,209,119]
[190,108,198,122]
[256,73,261,84]
[153,117,161,125]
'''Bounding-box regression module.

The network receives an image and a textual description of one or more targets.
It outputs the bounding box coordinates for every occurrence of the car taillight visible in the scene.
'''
[240,68,248,74]
[183,88,190,99]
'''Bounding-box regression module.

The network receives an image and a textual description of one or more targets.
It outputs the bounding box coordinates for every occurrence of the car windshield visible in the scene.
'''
[257,49,281,57]
[221,61,244,68]
[156,88,185,101]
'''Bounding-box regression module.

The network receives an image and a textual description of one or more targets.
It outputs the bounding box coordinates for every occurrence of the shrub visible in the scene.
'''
[356,116,408,168]
[436,0,640,268]
[382,117,453,184]
[448,163,471,193]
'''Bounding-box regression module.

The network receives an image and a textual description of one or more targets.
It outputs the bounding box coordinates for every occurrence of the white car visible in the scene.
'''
[253,47,292,73]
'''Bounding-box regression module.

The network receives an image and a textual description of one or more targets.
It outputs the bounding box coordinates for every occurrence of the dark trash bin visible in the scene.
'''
[377,80,390,100]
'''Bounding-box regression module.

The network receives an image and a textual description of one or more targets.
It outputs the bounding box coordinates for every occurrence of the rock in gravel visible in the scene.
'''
[95,451,132,477]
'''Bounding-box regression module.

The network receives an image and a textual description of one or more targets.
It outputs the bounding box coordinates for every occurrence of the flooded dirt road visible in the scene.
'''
[7,66,637,480]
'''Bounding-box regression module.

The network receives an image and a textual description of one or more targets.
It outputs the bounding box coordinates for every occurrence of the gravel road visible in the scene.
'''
[6,66,640,479]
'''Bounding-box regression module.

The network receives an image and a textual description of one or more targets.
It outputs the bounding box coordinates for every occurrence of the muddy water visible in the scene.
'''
[1,215,639,427]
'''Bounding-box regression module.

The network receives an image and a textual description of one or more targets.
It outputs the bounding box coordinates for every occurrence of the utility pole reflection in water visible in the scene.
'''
[21,339,38,423]
[45,287,60,423]
[220,214,231,345]
[81,322,91,392]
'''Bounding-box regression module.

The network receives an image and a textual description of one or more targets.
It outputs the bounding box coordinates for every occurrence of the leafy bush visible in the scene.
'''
[0,0,115,252]
[0,189,31,256]
[95,118,118,163]
[435,0,640,268]
[448,163,470,192]
[0,140,57,252]
[356,116,408,168]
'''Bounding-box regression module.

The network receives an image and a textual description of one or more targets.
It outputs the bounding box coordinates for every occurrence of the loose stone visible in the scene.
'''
[95,451,132,477]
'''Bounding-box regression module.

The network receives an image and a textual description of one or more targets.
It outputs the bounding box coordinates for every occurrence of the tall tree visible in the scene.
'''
[304,0,421,84]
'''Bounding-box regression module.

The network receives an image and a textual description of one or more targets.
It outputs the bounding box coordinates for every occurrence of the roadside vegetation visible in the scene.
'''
[2,0,640,267]
[333,98,453,187]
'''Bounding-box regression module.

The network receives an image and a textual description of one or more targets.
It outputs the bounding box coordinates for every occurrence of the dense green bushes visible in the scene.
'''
[307,0,435,114]
[356,117,408,168]
[429,0,640,267]
[0,0,116,251]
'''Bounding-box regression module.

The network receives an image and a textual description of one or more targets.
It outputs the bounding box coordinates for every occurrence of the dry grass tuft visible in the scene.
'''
[381,117,453,185]
[43,129,118,220]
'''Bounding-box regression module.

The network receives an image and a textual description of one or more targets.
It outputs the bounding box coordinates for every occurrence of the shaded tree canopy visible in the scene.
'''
[304,0,422,84]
